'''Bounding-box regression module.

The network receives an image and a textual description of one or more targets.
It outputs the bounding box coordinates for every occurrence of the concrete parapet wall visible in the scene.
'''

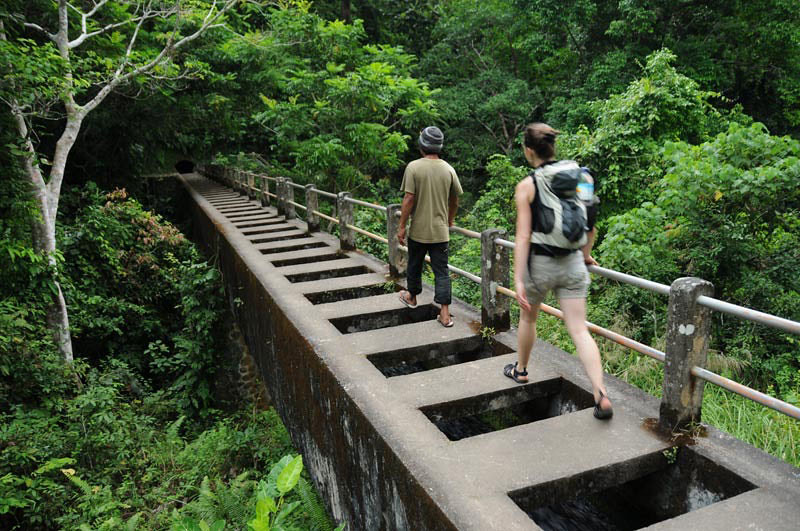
[183,177,457,529]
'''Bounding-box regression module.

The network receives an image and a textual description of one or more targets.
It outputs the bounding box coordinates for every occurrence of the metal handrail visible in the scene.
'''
[691,366,800,419]
[496,285,666,362]
[399,243,482,283]
[313,210,339,225]
[316,189,338,200]
[347,224,389,244]
[344,196,388,213]
[204,166,800,421]
[495,236,800,332]
[697,295,800,335]
[494,284,800,419]
[288,200,307,211]
[450,225,481,239]
[496,238,671,295]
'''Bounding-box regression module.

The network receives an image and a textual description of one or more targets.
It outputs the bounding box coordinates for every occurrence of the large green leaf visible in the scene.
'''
[276,455,303,495]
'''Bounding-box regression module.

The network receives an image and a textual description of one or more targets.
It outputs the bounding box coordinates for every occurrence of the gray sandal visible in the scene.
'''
[399,291,418,309]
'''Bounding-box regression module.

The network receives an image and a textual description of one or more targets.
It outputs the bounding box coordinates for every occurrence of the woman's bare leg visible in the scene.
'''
[560,297,612,411]
[515,304,541,381]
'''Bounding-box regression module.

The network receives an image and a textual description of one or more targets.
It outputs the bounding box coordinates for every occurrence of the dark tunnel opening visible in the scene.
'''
[175,160,195,174]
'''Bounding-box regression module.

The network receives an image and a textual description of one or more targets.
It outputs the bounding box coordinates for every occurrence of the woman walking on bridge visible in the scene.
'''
[503,123,613,420]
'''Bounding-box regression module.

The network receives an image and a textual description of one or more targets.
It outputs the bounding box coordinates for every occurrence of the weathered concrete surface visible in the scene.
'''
[179,173,800,531]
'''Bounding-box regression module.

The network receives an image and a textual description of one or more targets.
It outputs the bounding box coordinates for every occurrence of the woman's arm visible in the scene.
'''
[514,178,534,311]
[582,227,597,265]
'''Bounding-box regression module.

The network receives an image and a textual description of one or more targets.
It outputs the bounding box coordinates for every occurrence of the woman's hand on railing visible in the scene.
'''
[584,254,598,266]
[515,278,531,312]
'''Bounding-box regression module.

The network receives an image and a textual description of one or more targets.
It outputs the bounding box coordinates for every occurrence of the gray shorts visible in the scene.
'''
[524,251,590,307]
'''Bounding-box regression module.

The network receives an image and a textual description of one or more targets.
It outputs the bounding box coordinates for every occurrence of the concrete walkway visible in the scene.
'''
[183,174,800,531]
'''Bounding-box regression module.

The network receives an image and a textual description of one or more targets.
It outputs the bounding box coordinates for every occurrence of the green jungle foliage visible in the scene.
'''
[0,175,337,529]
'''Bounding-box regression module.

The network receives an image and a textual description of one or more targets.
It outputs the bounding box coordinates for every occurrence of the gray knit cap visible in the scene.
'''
[418,126,444,153]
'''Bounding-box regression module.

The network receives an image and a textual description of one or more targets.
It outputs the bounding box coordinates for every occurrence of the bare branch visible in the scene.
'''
[66,1,183,50]
[23,22,57,41]
[80,0,236,116]
[84,0,111,19]
[113,1,151,76]
[68,9,159,49]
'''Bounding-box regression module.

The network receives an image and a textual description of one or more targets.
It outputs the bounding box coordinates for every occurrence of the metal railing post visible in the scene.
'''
[659,277,714,432]
[305,184,319,233]
[481,228,510,331]
[387,204,406,277]
[338,192,355,251]
[284,178,296,220]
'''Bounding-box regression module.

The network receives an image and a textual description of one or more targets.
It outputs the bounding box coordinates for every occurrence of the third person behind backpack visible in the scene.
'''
[397,126,463,328]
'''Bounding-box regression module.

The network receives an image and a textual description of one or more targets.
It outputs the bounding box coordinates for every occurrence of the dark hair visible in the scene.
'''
[523,122,559,160]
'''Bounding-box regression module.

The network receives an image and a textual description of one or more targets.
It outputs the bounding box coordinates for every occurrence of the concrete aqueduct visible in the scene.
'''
[177,170,800,531]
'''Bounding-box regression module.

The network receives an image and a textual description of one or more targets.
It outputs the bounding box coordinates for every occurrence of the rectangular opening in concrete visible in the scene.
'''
[285,266,372,284]
[232,216,278,223]
[509,447,756,530]
[304,284,393,305]
[226,210,267,218]
[421,378,594,441]
[238,219,287,229]
[271,253,344,268]
[222,209,263,216]
[250,233,307,244]
[243,226,293,237]
[329,304,440,334]
[368,336,514,377]
[217,202,257,208]
[259,242,328,254]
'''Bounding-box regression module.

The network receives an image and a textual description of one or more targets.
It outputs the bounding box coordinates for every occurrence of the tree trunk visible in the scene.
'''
[15,106,80,363]
[342,0,351,23]
[30,168,74,363]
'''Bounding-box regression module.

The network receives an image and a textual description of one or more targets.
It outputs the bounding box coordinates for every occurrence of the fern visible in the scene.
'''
[181,472,255,526]
[296,476,334,531]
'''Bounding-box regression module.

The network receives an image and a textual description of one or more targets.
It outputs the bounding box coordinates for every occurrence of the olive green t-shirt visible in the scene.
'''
[400,158,463,243]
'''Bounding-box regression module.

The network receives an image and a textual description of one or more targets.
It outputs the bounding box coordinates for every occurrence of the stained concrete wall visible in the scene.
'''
[182,179,458,529]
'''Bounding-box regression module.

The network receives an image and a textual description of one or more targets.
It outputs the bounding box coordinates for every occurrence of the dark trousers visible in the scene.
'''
[406,238,451,305]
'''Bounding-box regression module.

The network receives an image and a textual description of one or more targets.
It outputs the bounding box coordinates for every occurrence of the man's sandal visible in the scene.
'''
[398,291,418,309]
[594,389,613,420]
[436,315,454,328]
[503,362,528,384]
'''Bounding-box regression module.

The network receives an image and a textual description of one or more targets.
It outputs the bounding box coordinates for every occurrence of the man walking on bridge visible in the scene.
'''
[398,126,463,327]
